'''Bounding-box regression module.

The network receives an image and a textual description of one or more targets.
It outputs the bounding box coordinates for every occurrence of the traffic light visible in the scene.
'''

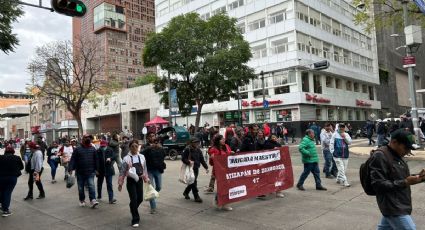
[51,0,87,17]
[312,60,330,70]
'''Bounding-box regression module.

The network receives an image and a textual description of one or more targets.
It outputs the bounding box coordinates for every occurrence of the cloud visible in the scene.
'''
[0,0,72,93]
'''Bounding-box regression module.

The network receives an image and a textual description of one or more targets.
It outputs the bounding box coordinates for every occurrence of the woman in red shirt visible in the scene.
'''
[208,135,233,211]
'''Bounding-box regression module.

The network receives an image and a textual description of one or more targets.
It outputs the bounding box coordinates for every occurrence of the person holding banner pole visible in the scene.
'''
[182,138,209,203]
[296,129,327,191]
[208,135,233,211]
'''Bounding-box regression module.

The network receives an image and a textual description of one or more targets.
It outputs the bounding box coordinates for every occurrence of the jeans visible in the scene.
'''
[0,176,17,212]
[76,173,96,202]
[368,134,376,145]
[148,170,162,210]
[297,163,322,187]
[97,174,114,201]
[184,167,199,197]
[377,215,416,230]
[27,169,45,197]
[322,149,338,176]
[334,158,349,184]
[377,134,385,147]
[48,159,59,180]
[126,178,143,225]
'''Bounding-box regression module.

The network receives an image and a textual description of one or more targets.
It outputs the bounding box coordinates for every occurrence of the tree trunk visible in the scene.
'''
[71,111,83,139]
[194,102,203,128]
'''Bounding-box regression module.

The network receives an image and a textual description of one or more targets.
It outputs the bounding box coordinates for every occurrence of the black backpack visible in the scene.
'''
[359,148,393,196]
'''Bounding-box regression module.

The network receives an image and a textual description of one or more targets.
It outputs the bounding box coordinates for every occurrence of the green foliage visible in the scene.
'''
[352,0,425,33]
[143,13,255,127]
[0,0,24,54]
[134,73,159,87]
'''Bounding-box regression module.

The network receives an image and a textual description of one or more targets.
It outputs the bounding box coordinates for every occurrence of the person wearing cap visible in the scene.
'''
[330,123,352,187]
[96,140,117,204]
[182,137,209,203]
[24,142,46,200]
[369,129,425,229]
[68,134,99,208]
[0,145,24,216]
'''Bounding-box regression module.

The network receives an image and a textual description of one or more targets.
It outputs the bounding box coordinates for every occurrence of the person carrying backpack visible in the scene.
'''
[361,129,425,230]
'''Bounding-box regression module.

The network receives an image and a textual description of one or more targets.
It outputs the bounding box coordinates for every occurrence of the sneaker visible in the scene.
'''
[183,192,190,200]
[132,223,139,228]
[150,208,156,214]
[36,194,45,199]
[221,205,233,211]
[316,186,327,191]
[79,201,86,207]
[297,185,305,191]
[343,183,351,187]
[23,196,33,201]
[90,199,99,208]
[2,211,12,217]
[326,175,335,179]
[204,187,214,194]
[109,199,117,204]
[194,197,203,203]
[51,180,56,184]
[276,192,285,198]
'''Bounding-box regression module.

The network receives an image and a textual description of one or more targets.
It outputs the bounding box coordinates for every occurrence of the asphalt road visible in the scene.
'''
[1,139,425,230]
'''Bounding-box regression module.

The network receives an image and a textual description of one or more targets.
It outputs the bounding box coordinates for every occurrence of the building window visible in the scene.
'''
[269,10,286,24]
[271,38,289,54]
[229,0,244,10]
[273,71,295,86]
[201,12,211,20]
[352,30,360,45]
[356,110,361,120]
[321,15,332,33]
[297,32,310,53]
[334,46,342,63]
[275,86,290,94]
[328,109,335,121]
[343,26,351,42]
[255,110,270,123]
[343,49,351,65]
[326,76,333,88]
[313,74,322,94]
[248,18,266,31]
[338,108,344,120]
[361,56,368,71]
[348,110,353,121]
[354,82,360,92]
[276,110,292,121]
[335,78,342,89]
[332,20,341,37]
[309,8,321,27]
[252,44,267,59]
[367,58,374,72]
[369,86,374,100]
[346,81,352,91]
[302,72,309,92]
[316,108,322,121]
[362,84,368,93]
[212,6,226,15]
[310,37,322,56]
[323,42,331,59]
[237,22,245,34]
[94,3,126,32]
[352,53,360,68]
[296,2,309,23]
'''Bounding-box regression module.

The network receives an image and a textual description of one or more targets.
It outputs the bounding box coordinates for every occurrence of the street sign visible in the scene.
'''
[403,56,416,68]
[263,100,269,109]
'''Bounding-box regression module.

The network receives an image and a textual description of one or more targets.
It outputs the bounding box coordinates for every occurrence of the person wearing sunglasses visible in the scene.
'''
[118,140,149,228]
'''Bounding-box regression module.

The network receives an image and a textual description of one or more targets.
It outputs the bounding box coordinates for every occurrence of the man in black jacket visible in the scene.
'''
[96,140,116,204]
[69,134,99,208]
[369,129,425,229]
[182,137,209,203]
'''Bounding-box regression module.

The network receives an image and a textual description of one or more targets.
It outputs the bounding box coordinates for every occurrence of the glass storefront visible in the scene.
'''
[276,109,292,122]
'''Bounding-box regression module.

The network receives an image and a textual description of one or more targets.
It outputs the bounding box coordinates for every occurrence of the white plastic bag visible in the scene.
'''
[143,182,159,201]
[179,164,195,185]
[128,167,139,182]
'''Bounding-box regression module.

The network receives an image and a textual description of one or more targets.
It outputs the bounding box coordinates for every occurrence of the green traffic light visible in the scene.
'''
[76,4,83,13]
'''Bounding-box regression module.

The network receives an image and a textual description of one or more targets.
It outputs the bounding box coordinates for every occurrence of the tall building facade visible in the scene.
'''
[73,0,156,88]
[156,0,381,130]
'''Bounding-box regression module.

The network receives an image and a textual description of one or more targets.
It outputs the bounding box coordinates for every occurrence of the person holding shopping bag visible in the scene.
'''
[118,140,150,228]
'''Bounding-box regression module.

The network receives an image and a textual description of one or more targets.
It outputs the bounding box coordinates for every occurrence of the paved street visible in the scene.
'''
[1,139,425,230]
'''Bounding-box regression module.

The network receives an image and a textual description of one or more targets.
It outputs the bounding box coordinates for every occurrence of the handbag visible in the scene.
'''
[128,166,139,182]
[178,149,195,185]
[143,182,159,201]
[66,175,75,188]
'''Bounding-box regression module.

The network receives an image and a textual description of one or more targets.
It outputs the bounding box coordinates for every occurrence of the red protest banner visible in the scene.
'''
[214,147,294,206]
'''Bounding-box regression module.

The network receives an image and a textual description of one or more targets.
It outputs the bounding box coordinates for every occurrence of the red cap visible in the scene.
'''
[100,140,108,147]
[28,142,39,149]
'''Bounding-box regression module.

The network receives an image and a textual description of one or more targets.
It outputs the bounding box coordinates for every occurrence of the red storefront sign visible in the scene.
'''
[241,99,283,107]
[356,99,372,107]
[305,93,331,103]
[214,147,294,206]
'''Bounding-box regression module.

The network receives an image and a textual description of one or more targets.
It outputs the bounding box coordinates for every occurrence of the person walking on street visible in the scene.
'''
[369,129,425,230]
[120,136,130,159]
[309,122,321,145]
[320,123,338,179]
[330,123,352,187]
[118,140,149,228]
[46,142,60,184]
[296,130,327,191]
[58,140,74,181]
[182,137,209,203]
[366,120,376,145]
[141,135,166,214]
[24,142,45,200]
[0,145,24,216]
[377,120,388,147]
[96,140,117,204]
[68,134,99,208]
[109,133,122,169]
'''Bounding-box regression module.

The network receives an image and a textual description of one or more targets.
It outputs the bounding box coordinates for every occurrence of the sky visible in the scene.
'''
[0,0,71,93]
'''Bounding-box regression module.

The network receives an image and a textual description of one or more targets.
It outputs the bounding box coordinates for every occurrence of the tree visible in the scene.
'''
[28,39,117,137]
[134,73,159,87]
[143,13,255,128]
[0,0,24,54]
[353,0,425,33]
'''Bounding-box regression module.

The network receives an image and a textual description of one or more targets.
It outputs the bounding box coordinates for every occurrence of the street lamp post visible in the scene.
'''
[131,107,138,138]
[168,72,172,127]
[95,114,100,134]
[119,102,126,133]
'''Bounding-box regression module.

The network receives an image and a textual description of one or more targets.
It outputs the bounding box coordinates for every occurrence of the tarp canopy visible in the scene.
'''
[145,116,169,126]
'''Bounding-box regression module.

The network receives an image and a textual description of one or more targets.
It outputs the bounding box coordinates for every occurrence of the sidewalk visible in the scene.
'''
[350,145,425,160]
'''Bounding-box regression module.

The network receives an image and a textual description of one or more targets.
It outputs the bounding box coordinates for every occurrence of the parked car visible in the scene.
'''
[157,126,190,160]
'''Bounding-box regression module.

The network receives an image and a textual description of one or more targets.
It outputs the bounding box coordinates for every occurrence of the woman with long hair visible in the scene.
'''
[118,140,149,228]
[208,135,233,211]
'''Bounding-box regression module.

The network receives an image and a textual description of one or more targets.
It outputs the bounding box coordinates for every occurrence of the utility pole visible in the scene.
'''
[168,72,172,127]
[237,86,242,126]
[260,71,267,121]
